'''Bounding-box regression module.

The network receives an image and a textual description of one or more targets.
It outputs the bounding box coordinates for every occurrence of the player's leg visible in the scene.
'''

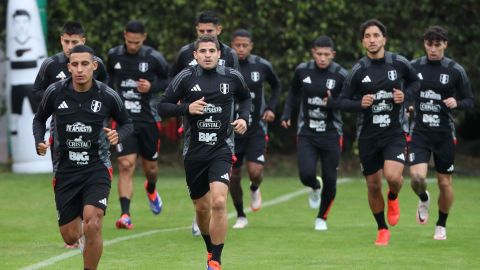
[245,134,267,212]
[297,136,321,208]
[116,134,138,229]
[82,205,105,270]
[230,138,247,228]
[140,123,162,214]
[316,144,340,230]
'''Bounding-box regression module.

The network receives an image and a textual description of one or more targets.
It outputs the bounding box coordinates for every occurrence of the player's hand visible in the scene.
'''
[231,118,247,135]
[361,94,375,108]
[393,88,404,104]
[137,78,151,93]
[281,119,291,129]
[37,141,50,156]
[103,127,119,145]
[262,109,275,122]
[188,97,207,115]
[322,90,332,105]
[443,97,457,109]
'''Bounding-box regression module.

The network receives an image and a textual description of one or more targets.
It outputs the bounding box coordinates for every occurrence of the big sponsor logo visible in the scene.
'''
[372,100,393,113]
[66,122,92,133]
[69,151,89,165]
[372,114,391,127]
[203,104,222,114]
[198,132,217,145]
[309,120,326,132]
[125,100,141,113]
[120,79,138,88]
[420,90,441,100]
[375,90,393,100]
[66,136,91,149]
[422,114,440,127]
[197,116,221,130]
[122,88,141,100]
[308,108,327,119]
[307,96,326,106]
[419,100,441,112]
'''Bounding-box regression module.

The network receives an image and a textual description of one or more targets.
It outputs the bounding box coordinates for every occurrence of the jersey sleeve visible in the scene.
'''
[149,50,170,94]
[32,57,54,103]
[262,58,282,111]
[453,63,474,110]
[338,63,364,111]
[397,55,420,99]
[281,67,302,121]
[231,69,251,121]
[32,83,58,149]
[158,69,191,117]
[104,85,133,141]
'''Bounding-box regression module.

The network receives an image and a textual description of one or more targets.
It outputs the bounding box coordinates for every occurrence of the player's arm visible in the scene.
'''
[231,70,251,134]
[452,64,474,110]
[280,67,302,128]
[326,67,348,109]
[228,48,240,71]
[106,86,133,144]
[147,51,169,94]
[32,58,54,103]
[263,59,282,117]
[399,56,420,102]
[157,70,191,117]
[32,84,57,155]
[337,63,365,111]
[106,48,116,89]
[94,56,109,84]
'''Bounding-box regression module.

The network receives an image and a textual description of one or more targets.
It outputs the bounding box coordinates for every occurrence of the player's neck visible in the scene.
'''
[367,48,385,59]
[73,81,93,92]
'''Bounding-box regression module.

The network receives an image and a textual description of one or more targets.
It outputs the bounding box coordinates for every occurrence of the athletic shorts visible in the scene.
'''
[116,122,160,161]
[53,166,112,226]
[233,133,267,168]
[184,156,232,200]
[408,131,455,174]
[358,133,407,176]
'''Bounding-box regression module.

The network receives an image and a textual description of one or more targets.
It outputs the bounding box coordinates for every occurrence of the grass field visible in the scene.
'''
[1,171,479,269]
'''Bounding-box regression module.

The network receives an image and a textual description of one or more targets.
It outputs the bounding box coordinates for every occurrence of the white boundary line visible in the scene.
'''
[19,178,353,270]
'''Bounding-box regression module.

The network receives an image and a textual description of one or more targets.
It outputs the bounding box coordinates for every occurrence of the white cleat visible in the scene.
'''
[433,225,447,240]
[314,218,328,231]
[308,189,321,209]
[250,188,262,212]
[78,235,85,254]
[191,218,201,237]
[232,217,248,229]
[416,191,430,225]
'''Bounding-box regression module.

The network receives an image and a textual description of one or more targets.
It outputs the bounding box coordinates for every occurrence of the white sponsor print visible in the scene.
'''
[372,100,393,113]
[420,90,441,100]
[303,76,312,84]
[422,114,440,127]
[58,101,68,109]
[197,116,221,129]
[203,104,222,114]
[55,71,67,80]
[309,119,326,132]
[121,79,138,88]
[66,122,92,133]
[361,75,371,83]
[198,132,217,145]
[307,96,326,106]
[125,100,141,113]
[122,88,141,100]
[419,100,441,112]
[69,151,89,165]
[66,136,91,149]
[91,100,102,113]
[375,90,393,100]
[372,114,391,127]
[308,108,327,119]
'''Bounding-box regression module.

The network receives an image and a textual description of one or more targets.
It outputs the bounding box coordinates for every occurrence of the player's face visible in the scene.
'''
[194,41,221,70]
[68,52,98,87]
[362,25,386,57]
[424,40,447,61]
[231,36,253,60]
[124,32,146,54]
[61,34,85,58]
[311,47,335,69]
[196,23,222,37]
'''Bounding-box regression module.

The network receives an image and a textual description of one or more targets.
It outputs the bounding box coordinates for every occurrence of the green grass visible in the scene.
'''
[1,172,479,269]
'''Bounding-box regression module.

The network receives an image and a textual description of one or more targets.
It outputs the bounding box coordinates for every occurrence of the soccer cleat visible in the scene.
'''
[374,229,390,246]
[308,189,321,209]
[387,192,400,226]
[207,260,222,270]
[115,214,134,230]
[192,218,201,237]
[144,181,163,215]
[232,217,248,229]
[250,188,262,211]
[64,242,79,249]
[314,218,328,231]
[433,225,447,240]
[78,235,85,254]
[416,191,430,225]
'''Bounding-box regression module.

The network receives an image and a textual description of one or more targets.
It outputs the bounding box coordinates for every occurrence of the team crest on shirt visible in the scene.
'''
[218,59,226,66]
[251,71,260,82]
[387,70,397,81]
[440,74,449,84]
[220,83,229,94]
[326,79,336,89]
[139,62,149,72]
[91,100,102,112]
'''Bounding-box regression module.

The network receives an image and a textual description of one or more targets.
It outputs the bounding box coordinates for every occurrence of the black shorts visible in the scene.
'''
[53,166,112,226]
[184,156,232,200]
[234,133,267,168]
[408,131,455,174]
[358,133,407,176]
[116,122,160,161]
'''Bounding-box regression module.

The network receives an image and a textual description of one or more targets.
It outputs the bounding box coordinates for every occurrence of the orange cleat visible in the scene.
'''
[207,260,222,270]
[115,214,134,230]
[374,229,390,246]
[387,192,400,226]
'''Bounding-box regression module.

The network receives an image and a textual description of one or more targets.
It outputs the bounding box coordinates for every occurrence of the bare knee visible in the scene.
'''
[211,195,227,213]
[83,214,102,237]
[118,158,135,172]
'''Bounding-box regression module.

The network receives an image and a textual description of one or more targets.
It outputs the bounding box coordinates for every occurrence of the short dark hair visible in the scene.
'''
[13,9,30,19]
[69,44,95,57]
[424,25,448,42]
[62,21,85,36]
[360,18,387,38]
[125,20,145,34]
[313,36,335,50]
[231,29,252,41]
[196,10,220,25]
[194,35,220,50]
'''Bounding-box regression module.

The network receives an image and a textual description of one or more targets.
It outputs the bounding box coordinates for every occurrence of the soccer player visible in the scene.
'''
[107,20,169,229]
[338,19,419,245]
[32,21,108,249]
[170,10,239,236]
[281,36,347,231]
[408,26,474,240]
[33,45,133,270]
[158,35,251,270]
[228,29,281,229]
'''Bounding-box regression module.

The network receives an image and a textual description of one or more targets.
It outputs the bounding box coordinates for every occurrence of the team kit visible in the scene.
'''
[32,10,473,270]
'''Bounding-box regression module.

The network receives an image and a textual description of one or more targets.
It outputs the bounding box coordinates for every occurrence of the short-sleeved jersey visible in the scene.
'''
[33,52,108,103]
[236,54,281,137]
[410,56,474,134]
[107,45,169,124]
[33,78,133,173]
[169,41,239,78]
[340,51,419,139]
[282,60,347,136]
[159,65,251,160]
